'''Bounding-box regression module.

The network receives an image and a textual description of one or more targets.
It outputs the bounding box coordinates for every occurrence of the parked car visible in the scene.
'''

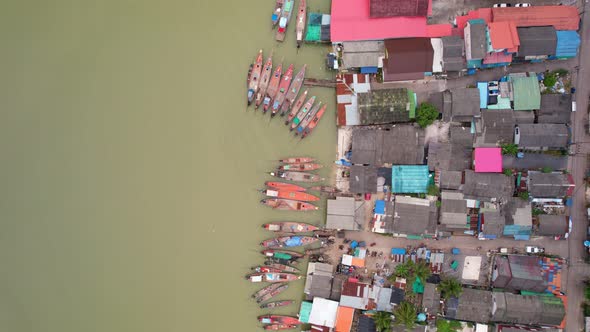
[515,3,531,7]
[493,3,512,7]
[525,245,545,254]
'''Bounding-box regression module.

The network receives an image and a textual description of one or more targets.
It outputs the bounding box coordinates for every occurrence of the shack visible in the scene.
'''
[326,197,366,230]
[351,126,425,166]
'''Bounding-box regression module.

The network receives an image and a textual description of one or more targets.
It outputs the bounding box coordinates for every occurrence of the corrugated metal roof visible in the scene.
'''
[369,0,429,18]
[517,124,569,148]
[467,22,487,60]
[488,22,520,50]
[555,30,581,57]
[516,27,557,57]
[358,89,412,123]
[529,171,573,198]
[383,38,433,82]
[539,93,572,124]
[538,214,568,236]
[391,165,430,193]
[511,75,541,110]
[492,6,579,31]
[350,165,378,194]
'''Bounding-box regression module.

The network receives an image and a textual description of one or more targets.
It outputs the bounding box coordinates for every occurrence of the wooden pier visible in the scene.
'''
[303,78,336,88]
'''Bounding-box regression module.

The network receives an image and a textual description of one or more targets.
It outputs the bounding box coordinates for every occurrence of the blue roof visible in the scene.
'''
[556,31,580,57]
[361,66,379,74]
[478,82,488,108]
[391,165,430,193]
[391,248,407,255]
[375,200,386,214]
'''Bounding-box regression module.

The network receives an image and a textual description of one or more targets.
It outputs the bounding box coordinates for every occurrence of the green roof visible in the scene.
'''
[391,165,430,193]
[511,75,541,110]
[298,301,312,323]
[358,88,412,125]
[413,277,425,294]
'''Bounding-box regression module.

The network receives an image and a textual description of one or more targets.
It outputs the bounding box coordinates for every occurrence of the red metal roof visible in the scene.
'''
[455,8,492,37]
[370,0,429,18]
[488,22,520,50]
[483,52,513,64]
[426,24,453,37]
[331,0,428,42]
[492,6,579,31]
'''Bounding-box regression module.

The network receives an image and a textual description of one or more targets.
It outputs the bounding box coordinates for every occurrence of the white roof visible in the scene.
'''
[308,297,339,328]
[462,256,482,281]
[342,254,354,266]
[475,324,488,332]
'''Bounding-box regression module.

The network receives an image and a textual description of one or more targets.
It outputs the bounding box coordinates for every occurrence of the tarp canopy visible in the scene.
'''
[375,200,386,214]
[299,301,313,323]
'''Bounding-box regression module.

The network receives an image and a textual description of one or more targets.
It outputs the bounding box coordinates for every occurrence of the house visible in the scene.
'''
[465,20,487,61]
[510,73,541,111]
[382,38,434,82]
[445,288,493,323]
[390,287,405,305]
[428,142,473,172]
[422,283,441,315]
[463,170,515,201]
[391,165,431,194]
[374,286,393,312]
[528,171,574,199]
[334,306,355,332]
[538,94,572,124]
[351,126,425,166]
[326,197,365,230]
[357,315,377,332]
[513,110,535,124]
[502,198,532,239]
[515,124,569,149]
[440,191,469,231]
[492,255,546,292]
[491,292,565,326]
[336,73,371,126]
[350,165,378,194]
[442,36,465,71]
[341,41,384,71]
[304,263,334,300]
[488,21,520,53]
[450,126,475,146]
[339,280,372,309]
[308,297,339,328]
[476,110,515,146]
[442,88,481,122]
[491,6,579,31]
[555,30,581,58]
[474,148,502,173]
[357,89,416,124]
[370,0,429,18]
[503,154,568,171]
[537,214,569,238]
[516,27,557,58]
[390,195,437,238]
[439,170,463,190]
[480,209,506,239]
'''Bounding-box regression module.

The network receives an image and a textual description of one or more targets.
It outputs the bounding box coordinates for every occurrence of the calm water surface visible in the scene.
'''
[0,1,334,331]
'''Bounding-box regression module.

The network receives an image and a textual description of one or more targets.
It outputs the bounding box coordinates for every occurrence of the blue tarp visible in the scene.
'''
[285,236,303,247]
[514,234,531,241]
[391,248,406,255]
[360,66,378,74]
[350,240,358,249]
[375,200,386,214]
[452,248,460,255]
[477,82,488,108]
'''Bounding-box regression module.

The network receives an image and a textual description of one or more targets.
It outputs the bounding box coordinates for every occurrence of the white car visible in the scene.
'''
[515,3,531,7]
[525,245,545,254]
[493,3,511,7]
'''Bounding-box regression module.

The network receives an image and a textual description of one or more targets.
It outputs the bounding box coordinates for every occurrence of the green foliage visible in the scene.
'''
[584,303,590,317]
[544,72,558,88]
[416,103,439,128]
[501,143,518,156]
[503,169,513,176]
[532,208,545,216]
[585,285,590,301]
[427,184,440,196]
[553,68,569,76]
[413,261,431,281]
[389,260,431,285]
[439,277,463,300]
[542,166,553,173]
[436,201,442,208]
[393,302,417,330]
[374,311,392,332]
[436,319,462,332]
[394,260,414,279]
[518,191,530,200]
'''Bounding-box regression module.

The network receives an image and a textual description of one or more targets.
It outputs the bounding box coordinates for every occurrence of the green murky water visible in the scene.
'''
[0,1,334,331]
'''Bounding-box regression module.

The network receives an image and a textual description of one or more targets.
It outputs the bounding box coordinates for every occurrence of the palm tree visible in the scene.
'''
[373,311,392,332]
[393,301,417,330]
[436,319,462,332]
[439,277,463,300]
[413,261,431,281]
[394,260,413,278]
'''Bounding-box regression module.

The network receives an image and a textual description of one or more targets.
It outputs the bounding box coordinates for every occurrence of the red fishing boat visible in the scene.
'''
[284,90,308,124]
[261,189,320,202]
[256,284,289,303]
[301,104,327,139]
[251,266,285,273]
[265,181,306,192]
[271,0,285,27]
[262,262,301,273]
[263,63,282,113]
[247,50,264,106]
[278,163,323,171]
[295,0,306,47]
[258,315,301,325]
[260,300,294,309]
[275,0,295,42]
[261,249,305,259]
[263,324,298,331]
[279,65,306,117]
[263,222,319,233]
[247,272,300,283]
[295,101,322,135]
[252,283,282,300]
[261,198,318,211]
[279,157,314,163]
[255,53,274,109]
[270,64,294,116]
[286,95,315,126]
[261,235,320,248]
[246,64,253,87]
[269,171,323,183]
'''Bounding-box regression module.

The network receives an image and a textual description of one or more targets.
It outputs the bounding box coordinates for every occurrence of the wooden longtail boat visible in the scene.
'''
[255,53,274,109]
[279,157,314,163]
[256,284,289,303]
[263,324,298,331]
[251,266,286,273]
[284,90,308,124]
[301,104,327,139]
[261,249,305,259]
[295,0,306,47]
[269,171,323,183]
[247,64,253,87]
[258,315,301,325]
[252,283,283,300]
[265,181,306,192]
[278,163,323,171]
[275,0,295,42]
[261,189,320,202]
[260,198,318,211]
[263,222,319,233]
[279,65,306,117]
[261,235,320,248]
[263,63,283,113]
[247,50,264,106]
[310,185,341,193]
[271,64,294,116]
[286,95,315,126]
[260,300,294,309]
[271,0,285,27]
[295,101,322,135]
[246,272,301,283]
[262,262,301,273]
[290,97,315,131]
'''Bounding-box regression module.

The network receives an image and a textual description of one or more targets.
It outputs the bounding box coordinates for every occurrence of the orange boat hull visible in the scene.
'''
[265,181,306,192]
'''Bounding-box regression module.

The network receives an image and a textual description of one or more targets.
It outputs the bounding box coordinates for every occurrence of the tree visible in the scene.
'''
[542,166,553,173]
[543,72,558,88]
[416,103,439,128]
[501,143,518,156]
[427,184,440,196]
[503,169,513,176]
[585,283,590,301]
[436,319,462,332]
[518,191,530,200]
[439,277,463,300]
[413,261,431,281]
[393,302,417,330]
[394,260,414,278]
[374,311,392,332]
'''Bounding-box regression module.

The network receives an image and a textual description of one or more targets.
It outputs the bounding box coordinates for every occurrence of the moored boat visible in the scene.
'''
[295,0,307,47]
[263,324,298,331]
[258,315,301,325]
[261,235,320,248]
[271,64,294,116]
[263,262,301,273]
[286,95,315,126]
[255,53,274,109]
[271,0,285,27]
[247,64,253,87]
[295,101,322,135]
[251,266,286,273]
[261,189,320,202]
[256,284,289,303]
[263,63,283,113]
[262,249,305,259]
[247,272,301,283]
[290,97,315,131]
[275,0,295,42]
[261,198,318,211]
[310,185,341,193]
[279,157,314,163]
[260,300,294,309]
[247,50,264,106]
[279,65,306,117]
[278,162,323,171]
[263,222,319,233]
[252,283,283,300]
[301,104,327,139]
[284,90,308,124]
[265,181,306,192]
[269,171,323,183]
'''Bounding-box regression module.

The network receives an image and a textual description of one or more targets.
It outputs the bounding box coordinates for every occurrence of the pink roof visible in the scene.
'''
[483,52,513,64]
[331,0,428,42]
[455,8,492,37]
[474,148,502,173]
[426,24,453,37]
[488,22,520,50]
